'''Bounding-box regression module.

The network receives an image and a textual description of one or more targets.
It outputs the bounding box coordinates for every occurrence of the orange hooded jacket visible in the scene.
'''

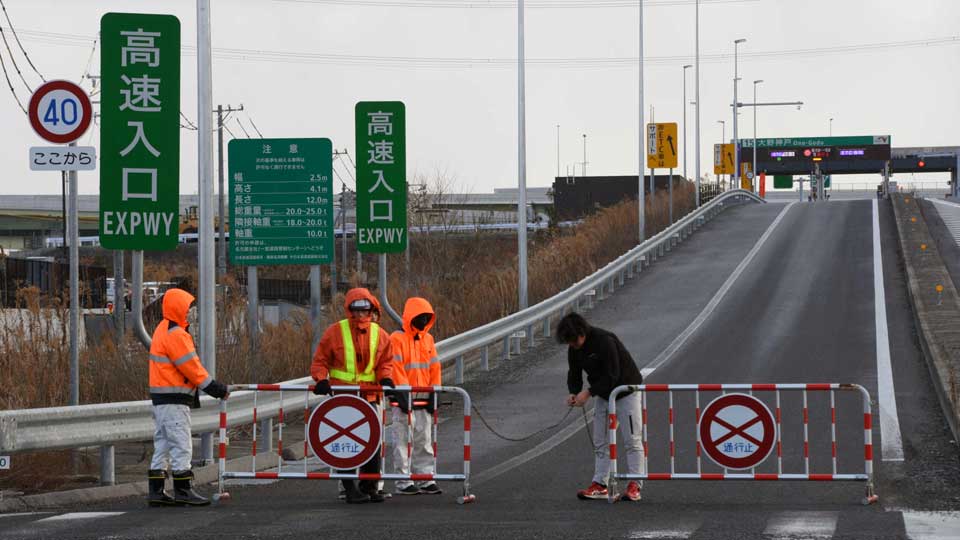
[310,288,393,399]
[390,297,440,391]
[149,289,213,406]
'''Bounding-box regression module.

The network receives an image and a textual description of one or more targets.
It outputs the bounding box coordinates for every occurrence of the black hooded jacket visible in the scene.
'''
[566,326,643,400]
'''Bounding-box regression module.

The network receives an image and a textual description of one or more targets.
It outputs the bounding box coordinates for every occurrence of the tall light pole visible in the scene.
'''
[556,124,560,178]
[517,0,528,310]
[694,0,701,206]
[732,38,746,189]
[683,64,692,181]
[829,117,833,136]
[582,133,587,177]
[753,79,763,194]
[638,0,646,241]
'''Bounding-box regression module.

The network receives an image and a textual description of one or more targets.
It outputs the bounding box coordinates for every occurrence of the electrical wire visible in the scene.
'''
[179,111,199,130]
[235,117,252,138]
[0,37,25,114]
[79,37,97,86]
[276,0,757,8]
[0,0,44,83]
[0,25,30,91]
[245,111,264,137]
[223,121,238,139]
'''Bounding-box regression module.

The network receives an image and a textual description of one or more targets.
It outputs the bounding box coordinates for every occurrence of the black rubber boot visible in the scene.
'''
[360,480,384,503]
[342,480,370,504]
[147,470,175,507]
[172,470,210,506]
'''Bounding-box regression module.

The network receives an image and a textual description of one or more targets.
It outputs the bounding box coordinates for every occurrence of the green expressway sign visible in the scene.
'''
[739,135,891,149]
[99,13,180,250]
[229,138,334,266]
[355,101,406,253]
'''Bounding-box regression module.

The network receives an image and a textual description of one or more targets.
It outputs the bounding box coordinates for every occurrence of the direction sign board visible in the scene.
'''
[773,175,793,189]
[714,143,735,175]
[307,394,382,470]
[647,122,678,169]
[99,13,180,251]
[740,135,891,165]
[699,393,777,470]
[30,146,96,171]
[356,101,406,253]
[228,138,334,266]
[28,80,93,144]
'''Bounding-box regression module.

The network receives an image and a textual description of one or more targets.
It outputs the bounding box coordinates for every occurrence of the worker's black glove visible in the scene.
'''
[204,380,229,399]
[425,394,437,415]
[380,378,409,413]
[313,379,331,395]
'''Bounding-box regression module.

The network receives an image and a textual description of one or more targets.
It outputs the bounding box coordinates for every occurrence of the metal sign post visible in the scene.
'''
[68,141,79,406]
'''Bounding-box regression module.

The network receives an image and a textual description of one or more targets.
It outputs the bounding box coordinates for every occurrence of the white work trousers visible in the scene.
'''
[592,392,644,486]
[391,407,436,489]
[150,404,193,471]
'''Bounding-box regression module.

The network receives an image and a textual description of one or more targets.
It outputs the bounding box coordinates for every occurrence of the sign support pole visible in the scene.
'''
[378,254,403,326]
[517,0,528,311]
[197,0,216,464]
[113,251,124,341]
[310,265,321,351]
[68,140,79,407]
[638,0,645,242]
[669,167,674,224]
[247,266,258,382]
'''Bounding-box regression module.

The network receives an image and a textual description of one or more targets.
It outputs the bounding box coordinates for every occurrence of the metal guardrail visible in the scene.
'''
[0,189,763,481]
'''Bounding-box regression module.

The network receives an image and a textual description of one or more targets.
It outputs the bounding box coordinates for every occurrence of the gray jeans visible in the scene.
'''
[591,392,645,485]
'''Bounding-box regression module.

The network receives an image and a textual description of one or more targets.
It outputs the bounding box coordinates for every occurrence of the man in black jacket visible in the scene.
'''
[557,312,645,502]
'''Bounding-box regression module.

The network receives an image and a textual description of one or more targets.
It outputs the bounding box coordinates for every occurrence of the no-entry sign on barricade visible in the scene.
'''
[307,394,381,470]
[698,393,776,470]
[605,383,879,506]
[215,384,477,504]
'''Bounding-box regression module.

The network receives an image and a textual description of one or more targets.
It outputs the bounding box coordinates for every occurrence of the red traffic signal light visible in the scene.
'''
[918,160,926,168]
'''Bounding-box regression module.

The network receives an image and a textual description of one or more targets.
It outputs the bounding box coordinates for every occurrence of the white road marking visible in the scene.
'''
[628,524,697,539]
[36,512,125,522]
[0,512,51,518]
[901,510,960,540]
[762,511,838,539]
[644,202,795,375]
[929,199,960,246]
[873,198,905,462]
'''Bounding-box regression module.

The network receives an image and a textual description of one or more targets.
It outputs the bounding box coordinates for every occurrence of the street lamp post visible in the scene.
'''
[582,133,587,177]
[753,79,763,194]
[556,124,560,178]
[683,64,692,182]
[517,0,528,310]
[694,0,701,206]
[829,117,833,136]
[733,38,746,189]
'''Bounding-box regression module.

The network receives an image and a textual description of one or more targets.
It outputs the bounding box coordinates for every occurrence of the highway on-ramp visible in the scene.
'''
[3,200,959,539]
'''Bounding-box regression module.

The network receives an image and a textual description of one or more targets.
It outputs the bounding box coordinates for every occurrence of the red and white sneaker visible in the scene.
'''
[576,482,608,500]
[620,481,642,502]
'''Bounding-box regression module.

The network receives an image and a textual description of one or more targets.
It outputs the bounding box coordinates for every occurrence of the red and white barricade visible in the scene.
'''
[606,383,877,505]
[216,384,476,504]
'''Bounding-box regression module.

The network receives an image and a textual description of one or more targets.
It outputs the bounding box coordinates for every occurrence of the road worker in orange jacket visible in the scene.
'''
[389,297,443,495]
[147,288,229,507]
[310,287,402,504]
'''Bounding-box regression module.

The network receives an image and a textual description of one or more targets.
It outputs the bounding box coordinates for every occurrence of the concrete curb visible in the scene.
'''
[889,194,960,444]
[0,451,281,513]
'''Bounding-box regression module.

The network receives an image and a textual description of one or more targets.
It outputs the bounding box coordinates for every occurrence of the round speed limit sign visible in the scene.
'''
[28,80,93,144]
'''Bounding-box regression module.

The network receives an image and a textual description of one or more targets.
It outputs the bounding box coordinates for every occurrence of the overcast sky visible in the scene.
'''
[0,0,957,196]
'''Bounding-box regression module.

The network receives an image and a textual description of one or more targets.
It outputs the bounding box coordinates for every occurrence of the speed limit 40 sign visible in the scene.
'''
[28,80,93,144]
[0,455,9,470]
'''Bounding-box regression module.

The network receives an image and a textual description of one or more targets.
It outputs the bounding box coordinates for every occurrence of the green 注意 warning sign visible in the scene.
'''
[355,101,406,253]
[228,138,334,265]
[99,13,180,250]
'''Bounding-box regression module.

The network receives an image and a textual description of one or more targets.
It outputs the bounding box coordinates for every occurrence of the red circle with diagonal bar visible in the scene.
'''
[307,394,382,470]
[699,393,777,470]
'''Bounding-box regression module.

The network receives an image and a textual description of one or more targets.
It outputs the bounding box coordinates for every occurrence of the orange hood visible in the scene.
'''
[162,288,194,327]
[401,297,435,336]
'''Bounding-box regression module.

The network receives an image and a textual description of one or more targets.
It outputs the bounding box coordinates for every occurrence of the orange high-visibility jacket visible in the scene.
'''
[311,288,393,399]
[149,288,212,407]
[390,297,440,401]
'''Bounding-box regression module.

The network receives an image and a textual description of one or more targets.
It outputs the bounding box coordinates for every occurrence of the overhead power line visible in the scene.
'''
[276,0,757,8]
[11,26,959,70]
[0,39,26,114]
[0,25,31,91]
[234,117,252,138]
[245,111,264,137]
[0,0,44,83]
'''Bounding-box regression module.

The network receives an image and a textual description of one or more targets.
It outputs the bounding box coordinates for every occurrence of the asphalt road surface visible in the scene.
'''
[3,200,959,539]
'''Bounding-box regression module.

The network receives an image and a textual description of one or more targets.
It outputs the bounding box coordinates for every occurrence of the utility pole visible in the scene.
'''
[216,104,244,279]
[582,134,587,178]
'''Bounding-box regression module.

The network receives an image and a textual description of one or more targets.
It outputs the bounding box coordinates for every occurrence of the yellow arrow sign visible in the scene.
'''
[647,122,678,169]
[714,143,735,174]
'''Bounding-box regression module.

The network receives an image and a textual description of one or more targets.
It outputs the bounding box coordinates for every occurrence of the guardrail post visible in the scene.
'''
[481,345,489,371]
[456,355,464,384]
[627,262,635,279]
[100,445,115,486]
[543,316,551,338]
[618,271,625,287]
[502,336,511,360]
[259,417,273,453]
[527,324,535,348]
